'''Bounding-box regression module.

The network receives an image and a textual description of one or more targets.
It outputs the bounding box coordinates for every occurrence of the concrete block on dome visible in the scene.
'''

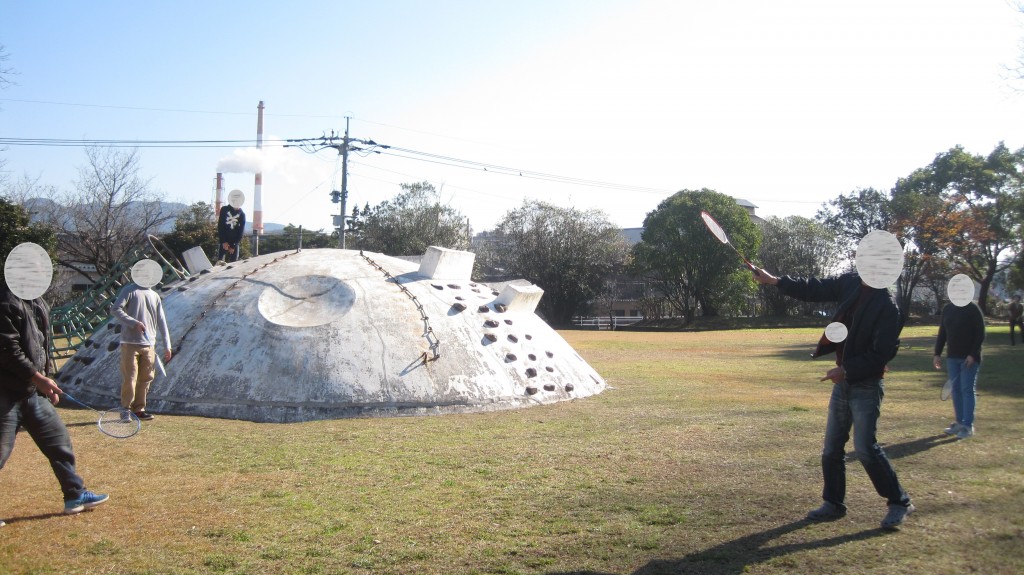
[183,246,213,275]
[495,283,544,313]
[418,246,475,280]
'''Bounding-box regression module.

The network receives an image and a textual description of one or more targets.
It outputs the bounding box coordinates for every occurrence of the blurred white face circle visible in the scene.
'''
[855,230,904,289]
[947,274,975,307]
[228,189,245,209]
[824,321,849,343]
[131,259,163,288]
[4,242,53,300]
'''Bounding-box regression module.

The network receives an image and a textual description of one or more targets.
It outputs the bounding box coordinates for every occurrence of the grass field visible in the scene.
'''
[1,325,1022,574]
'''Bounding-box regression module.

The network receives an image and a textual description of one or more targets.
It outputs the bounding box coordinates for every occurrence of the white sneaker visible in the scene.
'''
[956,425,974,439]
[943,422,962,435]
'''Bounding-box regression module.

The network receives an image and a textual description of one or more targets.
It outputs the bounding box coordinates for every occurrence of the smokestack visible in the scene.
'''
[215,172,224,215]
[253,100,264,235]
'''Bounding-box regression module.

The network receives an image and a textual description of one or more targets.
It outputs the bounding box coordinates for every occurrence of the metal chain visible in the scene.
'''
[359,251,441,364]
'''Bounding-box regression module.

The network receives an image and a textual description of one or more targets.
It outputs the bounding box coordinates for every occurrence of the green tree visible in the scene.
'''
[630,189,758,321]
[0,196,57,286]
[896,144,1024,314]
[160,202,219,262]
[480,200,629,326]
[757,215,843,316]
[350,182,470,255]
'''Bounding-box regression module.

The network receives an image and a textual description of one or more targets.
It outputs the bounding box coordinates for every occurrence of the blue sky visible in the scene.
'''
[2,0,1024,233]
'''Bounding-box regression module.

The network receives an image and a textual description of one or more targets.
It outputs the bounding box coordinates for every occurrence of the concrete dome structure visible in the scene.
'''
[57,247,606,422]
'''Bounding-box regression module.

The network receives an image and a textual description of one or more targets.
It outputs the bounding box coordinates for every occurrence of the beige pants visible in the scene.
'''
[120,343,155,412]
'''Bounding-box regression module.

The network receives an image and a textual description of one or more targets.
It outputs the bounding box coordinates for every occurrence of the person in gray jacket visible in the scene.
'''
[111,264,172,421]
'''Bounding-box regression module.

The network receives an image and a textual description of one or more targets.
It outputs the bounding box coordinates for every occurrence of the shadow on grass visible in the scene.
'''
[549,519,889,575]
[881,433,959,459]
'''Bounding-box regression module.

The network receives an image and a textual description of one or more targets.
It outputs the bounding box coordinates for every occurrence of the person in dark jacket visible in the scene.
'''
[1,243,108,524]
[752,267,914,530]
[933,275,985,439]
[217,189,246,262]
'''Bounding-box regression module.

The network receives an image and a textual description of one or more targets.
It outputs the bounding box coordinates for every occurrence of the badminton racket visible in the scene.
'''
[61,393,141,438]
[700,211,755,270]
[941,377,953,401]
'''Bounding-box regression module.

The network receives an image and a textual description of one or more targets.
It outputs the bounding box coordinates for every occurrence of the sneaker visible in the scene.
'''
[0,519,6,527]
[956,425,974,439]
[134,411,154,421]
[806,501,847,521]
[943,422,962,435]
[64,491,109,515]
[881,503,914,530]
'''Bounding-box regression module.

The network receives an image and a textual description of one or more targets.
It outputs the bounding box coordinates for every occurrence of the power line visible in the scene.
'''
[0,98,344,119]
[0,137,281,148]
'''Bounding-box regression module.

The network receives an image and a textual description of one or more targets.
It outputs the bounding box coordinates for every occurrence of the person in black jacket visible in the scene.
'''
[933,276,985,440]
[752,267,914,530]
[217,189,247,263]
[1,244,108,524]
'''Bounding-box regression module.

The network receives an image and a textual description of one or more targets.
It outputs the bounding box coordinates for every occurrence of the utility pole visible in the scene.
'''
[290,118,386,249]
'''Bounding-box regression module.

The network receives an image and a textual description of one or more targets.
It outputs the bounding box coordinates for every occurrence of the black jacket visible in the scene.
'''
[218,206,246,245]
[0,285,51,401]
[777,272,902,383]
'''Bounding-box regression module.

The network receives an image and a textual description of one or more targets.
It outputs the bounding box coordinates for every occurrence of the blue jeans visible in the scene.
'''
[0,393,86,502]
[821,379,909,508]
[946,358,979,427]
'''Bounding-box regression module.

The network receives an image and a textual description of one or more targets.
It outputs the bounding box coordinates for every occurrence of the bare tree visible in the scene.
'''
[56,147,176,282]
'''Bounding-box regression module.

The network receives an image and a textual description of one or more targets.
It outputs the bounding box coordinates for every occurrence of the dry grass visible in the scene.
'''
[1,326,1022,574]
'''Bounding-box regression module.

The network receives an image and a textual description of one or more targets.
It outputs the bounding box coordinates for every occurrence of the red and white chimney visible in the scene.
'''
[215,172,224,215]
[253,100,264,235]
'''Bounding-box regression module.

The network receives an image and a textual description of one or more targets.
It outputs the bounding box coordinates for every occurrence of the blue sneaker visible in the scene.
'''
[64,491,109,515]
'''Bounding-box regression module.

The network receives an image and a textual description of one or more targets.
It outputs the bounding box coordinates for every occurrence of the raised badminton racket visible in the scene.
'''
[700,211,755,270]
[61,393,141,438]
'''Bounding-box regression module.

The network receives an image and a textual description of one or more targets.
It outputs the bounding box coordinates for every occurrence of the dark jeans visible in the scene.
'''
[0,393,86,502]
[821,379,910,508]
[1011,318,1023,345]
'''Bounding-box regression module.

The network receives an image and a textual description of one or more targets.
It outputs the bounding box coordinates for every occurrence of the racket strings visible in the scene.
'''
[98,408,141,438]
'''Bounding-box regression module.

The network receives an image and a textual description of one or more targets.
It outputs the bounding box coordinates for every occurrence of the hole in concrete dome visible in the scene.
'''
[108,341,119,352]
[526,386,539,395]
[471,288,480,293]
[565,384,574,392]
[431,284,444,290]
[80,357,95,365]
[543,383,555,391]
[504,319,513,325]
[177,286,188,292]
[455,296,465,301]
[469,282,478,287]
[491,290,500,296]
[505,353,517,362]
[477,305,490,313]
[484,333,498,342]
[546,366,555,372]
[75,378,82,386]
[528,354,537,361]
[495,304,508,313]
[527,368,539,378]
[114,325,122,334]
[484,319,499,328]
[447,284,461,289]
[452,302,467,312]
[106,323,114,330]
[525,334,533,340]
[545,351,554,358]
[508,335,518,343]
